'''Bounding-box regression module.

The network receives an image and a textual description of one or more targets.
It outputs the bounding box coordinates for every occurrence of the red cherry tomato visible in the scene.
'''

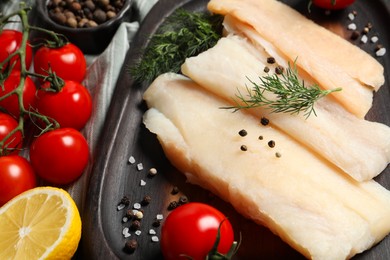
[0,112,22,154]
[161,202,235,260]
[0,155,36,206]
[36,80,92,130]
[29,128,89,185]
[33,43,87,83]
[312,0,355,10]
[0,71,37,118]
[0,29,32,71]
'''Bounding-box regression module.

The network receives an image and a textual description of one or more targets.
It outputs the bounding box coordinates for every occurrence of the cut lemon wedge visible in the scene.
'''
[0,187,82,260]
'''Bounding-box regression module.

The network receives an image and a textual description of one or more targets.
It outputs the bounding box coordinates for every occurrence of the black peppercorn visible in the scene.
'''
[238,129,247,137]
[152,220,161,227]
[130,220,141,231]
[350,31,360,40]
[124,239,138,253]
[141,195,152,206]
[275,65,284,75]
[240,145,247,151]
[171,186,179,195]
[168,201,179,210]
[120,196,130,206]
[260,117,269,126]
[47,0,126,28]
[178,196,189,205]
[268,140,275,148]
[267,57,275,64]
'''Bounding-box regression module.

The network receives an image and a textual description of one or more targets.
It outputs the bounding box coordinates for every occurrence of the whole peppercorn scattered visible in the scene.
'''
[168,201,179,210]
[130,220,141,231]
[267,57,276,64]
[350,31,360,40]
[240,145,248,151]
[260,117,269,126]
[152,220,161,228]
[171,186,179,195]
[178,196,189,205]
[47,0,126,28]
[264,66,270,73]
[125,209,135,219]
[268,140,276,148]
[141,195,152,206]
[275,65,284,75]
[120,196,130,206]
[238,129,248,137]
[258,135,264,140]
[124,239,138,253]
[275,152,282,158]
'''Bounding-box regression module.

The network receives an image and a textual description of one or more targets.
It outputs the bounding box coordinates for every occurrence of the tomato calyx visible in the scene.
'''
[206,219,240,260]
[179,219,241,260]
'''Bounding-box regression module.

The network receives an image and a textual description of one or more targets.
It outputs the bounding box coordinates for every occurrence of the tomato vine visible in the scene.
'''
[0,3,71,155]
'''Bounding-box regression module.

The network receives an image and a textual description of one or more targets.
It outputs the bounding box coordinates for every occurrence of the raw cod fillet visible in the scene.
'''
[143,73,390,260]
[181,36,390,182]
[207,0,385,118]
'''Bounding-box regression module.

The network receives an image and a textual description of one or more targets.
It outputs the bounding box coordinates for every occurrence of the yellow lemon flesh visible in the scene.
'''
[0,187,82,260]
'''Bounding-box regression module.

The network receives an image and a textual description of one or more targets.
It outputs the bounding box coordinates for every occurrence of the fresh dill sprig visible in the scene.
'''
[227,63,342,118]
[129,9,223,83]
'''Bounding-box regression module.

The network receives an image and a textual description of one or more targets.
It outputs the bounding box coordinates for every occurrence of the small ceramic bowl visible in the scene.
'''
[35,0,132,54]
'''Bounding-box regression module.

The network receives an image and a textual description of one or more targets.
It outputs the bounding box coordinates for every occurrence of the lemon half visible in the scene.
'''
[0,187,82,260]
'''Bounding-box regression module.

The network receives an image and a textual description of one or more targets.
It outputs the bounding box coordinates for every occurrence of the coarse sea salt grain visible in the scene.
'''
[151,236,159,242]
[117,204,125,211]
[133,203,141,209]
[348,13,355,20]
[135,230,142,236]
[371,36,379,43]
[122,227,131,238]
[376,48,386,57]
[149,229,157,235]
[140,180,146,186]
[156,214,164,220]
[347,23,357,30]
[137,163,143,171]
[128,156,136,164]
[360,35,368,44]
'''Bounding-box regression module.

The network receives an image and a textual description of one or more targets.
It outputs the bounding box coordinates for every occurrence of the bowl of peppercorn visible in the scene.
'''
[35,0,132,54]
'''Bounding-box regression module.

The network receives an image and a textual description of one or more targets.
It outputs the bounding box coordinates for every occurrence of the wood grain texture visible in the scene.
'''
[76,0,390,259]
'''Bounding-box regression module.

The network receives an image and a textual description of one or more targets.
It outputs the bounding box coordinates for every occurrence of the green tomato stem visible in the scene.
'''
[0,3,63,155]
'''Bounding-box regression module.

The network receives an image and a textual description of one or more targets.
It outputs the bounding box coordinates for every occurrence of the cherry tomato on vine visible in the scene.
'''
[312,0,355,10]
[0,155,36,206]
[36,80,92,130]
[33,43,87,83]
[0,29,32,71]
[161,202,236,260]
[0,71,37,118]
[0,112,22,154]
[29,128,89,185]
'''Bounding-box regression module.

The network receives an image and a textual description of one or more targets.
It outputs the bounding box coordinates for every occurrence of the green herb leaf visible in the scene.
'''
[225,62,342,118]
[129,9,223,83]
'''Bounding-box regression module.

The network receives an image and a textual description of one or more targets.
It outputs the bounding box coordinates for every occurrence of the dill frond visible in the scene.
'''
[129,9,223,84]
[226,62,342,118]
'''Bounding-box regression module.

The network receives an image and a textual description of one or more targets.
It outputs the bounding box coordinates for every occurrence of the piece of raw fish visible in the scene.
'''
[181,36,390,181]
[207,0,384,117]
[143,73,390,260]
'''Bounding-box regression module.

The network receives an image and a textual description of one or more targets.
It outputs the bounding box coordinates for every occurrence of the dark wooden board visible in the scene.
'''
[79,0,390,259]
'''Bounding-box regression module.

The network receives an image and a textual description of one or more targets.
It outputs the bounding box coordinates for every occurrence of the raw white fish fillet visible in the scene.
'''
[181,36,390,182]
[143,73,390,260]
[208,0,385,118]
